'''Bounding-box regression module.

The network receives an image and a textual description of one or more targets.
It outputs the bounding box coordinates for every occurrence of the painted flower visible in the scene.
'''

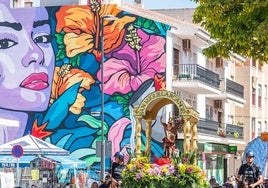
[98,28,166,95]
[108,117,130,156]
[50,65,95,114]
[55,5,136,61]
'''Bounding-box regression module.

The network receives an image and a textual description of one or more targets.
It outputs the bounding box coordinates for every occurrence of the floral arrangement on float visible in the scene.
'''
[122,150,210,188]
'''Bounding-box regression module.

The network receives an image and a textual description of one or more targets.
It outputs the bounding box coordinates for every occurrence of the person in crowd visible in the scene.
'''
[160,116,177,157]
[78,169,87,188]
[222,176,235,188]
[237,151,264,188]
[99,174,112,188]
[231,175,238,188]
[110,151,125,188]
[91,181,99,188]
[209,176,220,188]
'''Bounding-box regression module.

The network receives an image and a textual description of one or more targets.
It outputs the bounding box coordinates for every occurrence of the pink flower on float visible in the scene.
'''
[97,29,166,95]
[186,167,194,174]
[136,172,143,179]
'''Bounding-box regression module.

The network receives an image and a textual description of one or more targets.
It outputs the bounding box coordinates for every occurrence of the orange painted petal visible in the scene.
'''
[104,16,136,54]
[56,6,96,34]
[58,69,95,96]
[99,4,121,18]
[64,32,94,57]
[69,93,86,114]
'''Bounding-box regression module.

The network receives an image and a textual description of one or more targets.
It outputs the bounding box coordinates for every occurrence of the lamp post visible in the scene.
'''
[100,15,117,181]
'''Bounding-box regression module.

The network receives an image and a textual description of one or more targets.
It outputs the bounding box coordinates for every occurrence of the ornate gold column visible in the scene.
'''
[190,121,198,165]
[183,118,191,154]
[135,116,142,158]
[190,121,198,151]
[145,119,152,158]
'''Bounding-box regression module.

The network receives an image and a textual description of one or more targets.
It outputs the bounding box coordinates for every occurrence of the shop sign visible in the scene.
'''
[202,143,228,153]
[228,146,237,153]
[0,163,16,168]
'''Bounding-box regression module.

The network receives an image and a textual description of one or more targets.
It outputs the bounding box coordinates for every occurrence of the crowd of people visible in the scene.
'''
[210,151,264,188]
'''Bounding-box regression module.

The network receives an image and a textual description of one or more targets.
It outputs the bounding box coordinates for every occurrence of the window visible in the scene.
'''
[258,84,262,108]
[206,105,213,120]
[252,58,256,67]
[173,48,180,77]
[252,118,256,138]
[252,89,256,105]
[193,52,197,64]
[257,121,261,136]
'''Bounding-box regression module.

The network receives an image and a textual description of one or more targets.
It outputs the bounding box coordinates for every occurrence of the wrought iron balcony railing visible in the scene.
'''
[220,78,244,98]
[198,118,244,139]
[173,64,220,89]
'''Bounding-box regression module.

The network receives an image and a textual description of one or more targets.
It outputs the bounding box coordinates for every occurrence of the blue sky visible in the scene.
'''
[142,0,198,9]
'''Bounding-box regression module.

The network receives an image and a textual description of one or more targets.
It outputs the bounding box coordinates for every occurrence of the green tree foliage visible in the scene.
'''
[193,0,268,62]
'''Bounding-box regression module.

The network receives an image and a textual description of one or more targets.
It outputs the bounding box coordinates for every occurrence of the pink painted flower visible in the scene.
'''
[97,28,166,95]
[108,117,130,157]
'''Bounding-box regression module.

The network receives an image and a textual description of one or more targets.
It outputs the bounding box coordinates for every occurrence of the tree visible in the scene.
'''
[192,0,268,62]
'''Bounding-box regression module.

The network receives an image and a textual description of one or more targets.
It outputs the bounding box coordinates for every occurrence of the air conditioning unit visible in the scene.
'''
[214,100,222,109]
[182,39,191,51]
[216,57,224,68]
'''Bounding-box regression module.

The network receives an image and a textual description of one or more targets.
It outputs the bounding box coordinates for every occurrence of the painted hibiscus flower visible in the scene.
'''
[55,4,136,62]
[50,65,95,114]
[97,27,166,95]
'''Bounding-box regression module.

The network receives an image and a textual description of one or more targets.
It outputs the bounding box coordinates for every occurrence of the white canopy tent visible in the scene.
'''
[0,134,69,155]
[0,134,86,168]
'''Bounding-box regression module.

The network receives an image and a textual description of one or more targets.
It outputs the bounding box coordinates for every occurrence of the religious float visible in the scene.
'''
[122,90,210,188]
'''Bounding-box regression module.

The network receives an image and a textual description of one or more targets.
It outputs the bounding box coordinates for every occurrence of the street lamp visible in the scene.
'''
[100,15,117,181]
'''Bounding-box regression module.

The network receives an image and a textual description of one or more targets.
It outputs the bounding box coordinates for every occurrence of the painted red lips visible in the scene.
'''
[20,72,49,90]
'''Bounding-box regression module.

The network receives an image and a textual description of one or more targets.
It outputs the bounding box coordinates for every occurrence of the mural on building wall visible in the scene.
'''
[0,0,170,170]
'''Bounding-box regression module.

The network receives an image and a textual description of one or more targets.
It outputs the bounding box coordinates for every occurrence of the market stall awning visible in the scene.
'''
[45,155,86,169]
[0,155,36,168]
[0,134,69,155]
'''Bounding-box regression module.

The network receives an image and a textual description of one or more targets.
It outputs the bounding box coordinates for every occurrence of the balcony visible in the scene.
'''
[220,78,244,98]
[198,118,244,140]
[197,119,219,136]
[225,123,244,140]
[173,64,221,95]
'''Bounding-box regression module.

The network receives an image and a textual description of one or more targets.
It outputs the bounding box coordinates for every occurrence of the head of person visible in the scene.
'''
[91,181,99,188]
[245,151,254,164]
[227,176,233,183]
[114,151,124,163]
[0,0,55,111]
[209,176,216,185]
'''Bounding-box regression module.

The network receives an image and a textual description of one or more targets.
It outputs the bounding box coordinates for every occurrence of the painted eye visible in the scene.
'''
[0,38,18,49]
[34,34,52,44]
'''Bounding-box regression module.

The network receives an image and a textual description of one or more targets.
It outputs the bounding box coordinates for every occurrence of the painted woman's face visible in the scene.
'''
[0,2,55,111]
